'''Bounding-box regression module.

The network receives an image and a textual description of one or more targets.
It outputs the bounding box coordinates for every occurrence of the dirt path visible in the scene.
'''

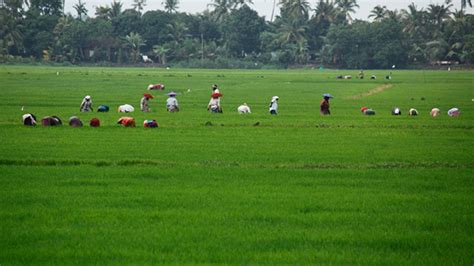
[348,84,394,100]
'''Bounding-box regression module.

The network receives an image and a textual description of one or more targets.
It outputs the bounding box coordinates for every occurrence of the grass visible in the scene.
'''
[0,65,473,264]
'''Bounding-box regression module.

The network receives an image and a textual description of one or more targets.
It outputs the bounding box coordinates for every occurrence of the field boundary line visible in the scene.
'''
[347,84,394,100]
[0,159,471,170]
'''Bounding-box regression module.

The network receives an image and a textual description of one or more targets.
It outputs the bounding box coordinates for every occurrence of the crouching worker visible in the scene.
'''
[409,108,419,116]
[42,116,62,126]
[90,118,100,127]
[237,103,251,114]
[80,95,93,112]
[22,113,37,126]
[97,105,109,112]
[148,84,165,90]
[117,117,136,127]
[69,116,83,127]
[430,108,440,117]
[448,108,460,117]
[361,107,375,115]
[166,92,179,112]
[118,104,135,113]
[143,119,159,128]
[392,107,401,115]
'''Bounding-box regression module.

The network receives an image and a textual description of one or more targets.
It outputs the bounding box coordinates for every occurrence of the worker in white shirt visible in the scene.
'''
[237,103,251,114]
[269,96,279,115]
[80,95,93,112]
[166,92,179,112]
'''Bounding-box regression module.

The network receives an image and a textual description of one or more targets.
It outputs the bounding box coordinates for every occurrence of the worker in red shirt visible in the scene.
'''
[320,93,333,115]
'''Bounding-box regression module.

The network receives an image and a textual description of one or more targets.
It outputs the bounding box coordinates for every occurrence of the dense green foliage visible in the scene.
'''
[1,0,474,68]
[0,66,473,264]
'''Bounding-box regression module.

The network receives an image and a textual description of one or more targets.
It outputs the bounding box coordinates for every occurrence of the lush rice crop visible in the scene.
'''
[0,66,473,264]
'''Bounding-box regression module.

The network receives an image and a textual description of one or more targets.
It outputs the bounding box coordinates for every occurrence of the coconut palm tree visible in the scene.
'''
[231,0,253,9]
[109,1,123,18]
[208,0,233,22]
[426,39,449,62]
[132,0,146,14]
[95,5,111,19]
[313,0,337,24]
[368,5,387,21]
[0,10,24,54]
[124,32,146,63]
[295,38,309,64]
[461,0,472,9]
[428,0,453,34]
[335,0,359,23]
[270,0,277,21]
[275,18,308,46]
[401,3,427,36]
[152,44,170,65]
[162,0,179,13]
[166,21,191,45]
[279,0,311,20]
[73,0,88,20]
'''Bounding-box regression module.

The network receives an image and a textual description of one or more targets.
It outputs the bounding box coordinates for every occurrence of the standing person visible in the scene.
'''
[140,93,153,112]
[208,93,222,113]
[320,93,333,115]
[80,95,93,112]
[269,96,279,115]
[166,92,179,112]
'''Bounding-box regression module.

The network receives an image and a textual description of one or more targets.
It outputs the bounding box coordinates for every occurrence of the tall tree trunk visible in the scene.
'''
[271,0,277,22]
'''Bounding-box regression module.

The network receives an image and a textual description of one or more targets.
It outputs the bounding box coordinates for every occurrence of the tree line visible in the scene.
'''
[1,0,473,68]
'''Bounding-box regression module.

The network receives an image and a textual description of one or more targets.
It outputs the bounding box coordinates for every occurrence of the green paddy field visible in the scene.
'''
[0,66,473,264]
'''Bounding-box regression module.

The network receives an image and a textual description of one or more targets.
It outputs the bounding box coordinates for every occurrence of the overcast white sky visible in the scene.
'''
[66,0,473,21]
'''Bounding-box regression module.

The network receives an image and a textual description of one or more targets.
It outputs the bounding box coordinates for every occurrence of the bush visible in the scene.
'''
[172,57,267,69]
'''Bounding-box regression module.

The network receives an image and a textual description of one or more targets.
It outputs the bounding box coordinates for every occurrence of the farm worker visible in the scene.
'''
[118,104,135,113]
[392,107,401,115]
[430,108,440,117]
[269,96,279,115]
[97,105,109,112]
[80,95,93,112]
[237,103,251,114]
[447,108,460,117]
[208,93,222,113]
[22,113,37,126]
[143,119,159,128]
[409,108,419,116]
[320,93,333,115]
[41,116,62,126]
[140,93,153,112]
[69,116,83,127]
[117,117,136,127]
[148,84,165,90]
[90,118,100,127]
[361,107,375,115]
[166,92,179,112]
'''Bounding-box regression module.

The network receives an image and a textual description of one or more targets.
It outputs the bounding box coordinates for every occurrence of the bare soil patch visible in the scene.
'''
[349,84,394,99]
